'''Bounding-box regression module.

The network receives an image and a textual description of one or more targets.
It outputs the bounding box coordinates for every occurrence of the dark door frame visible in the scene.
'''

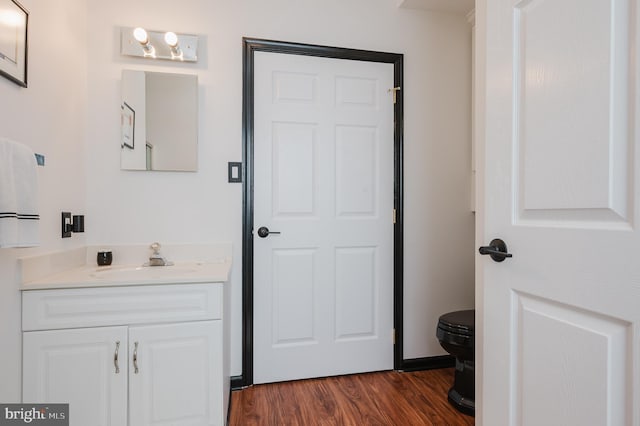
[236,37,404,388]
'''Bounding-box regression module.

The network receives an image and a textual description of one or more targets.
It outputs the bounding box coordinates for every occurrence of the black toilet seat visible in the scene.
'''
[437,310,474,337]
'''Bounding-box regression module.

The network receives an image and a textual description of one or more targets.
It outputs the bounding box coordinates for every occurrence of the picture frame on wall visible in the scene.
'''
[0,0,28,87]
[121,102,135,149]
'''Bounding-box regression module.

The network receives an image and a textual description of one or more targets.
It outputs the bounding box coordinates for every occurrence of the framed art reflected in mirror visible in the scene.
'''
[0,0,28,87]
[121,102,135,149]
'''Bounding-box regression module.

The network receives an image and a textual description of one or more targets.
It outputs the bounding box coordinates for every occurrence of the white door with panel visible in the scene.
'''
[129,321,222,426]
[23,327,128,426]
[253,52,395,383]
[481,0,639,424]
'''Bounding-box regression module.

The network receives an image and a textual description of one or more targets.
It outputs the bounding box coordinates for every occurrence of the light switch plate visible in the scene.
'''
[61,212,71,238]
[228,162,242,183]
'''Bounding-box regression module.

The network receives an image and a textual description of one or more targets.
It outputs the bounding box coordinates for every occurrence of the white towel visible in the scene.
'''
[0,138,40,248]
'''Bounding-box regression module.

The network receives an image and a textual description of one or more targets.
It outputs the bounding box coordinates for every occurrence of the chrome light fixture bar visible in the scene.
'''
[120,27,198,62]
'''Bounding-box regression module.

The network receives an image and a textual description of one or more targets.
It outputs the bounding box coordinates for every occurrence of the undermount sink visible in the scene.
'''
[90,263,204,280]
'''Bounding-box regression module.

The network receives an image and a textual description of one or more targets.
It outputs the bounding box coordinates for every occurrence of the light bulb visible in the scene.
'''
[133,27,148,44]
[0,10,23,27]
[164,31,178,47]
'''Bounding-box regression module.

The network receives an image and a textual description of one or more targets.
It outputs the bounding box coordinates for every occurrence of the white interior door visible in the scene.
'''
[481,0,639,424]
[253,52,395,384]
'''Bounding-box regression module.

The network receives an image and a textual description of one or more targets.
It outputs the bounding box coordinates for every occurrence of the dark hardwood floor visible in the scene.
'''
[229,368,474,425]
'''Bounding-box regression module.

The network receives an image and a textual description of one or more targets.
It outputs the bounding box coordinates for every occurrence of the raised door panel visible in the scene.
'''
[23,327,128,426]
[335,126,378,217]
[513,0,633,227]
[514,293,630,425]
[335,247,377,340]
[128,321,223,426]
[271,249,317,346]
[272,122,317,217]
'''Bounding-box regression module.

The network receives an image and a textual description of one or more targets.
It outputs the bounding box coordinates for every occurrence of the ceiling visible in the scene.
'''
[397,0,474,15]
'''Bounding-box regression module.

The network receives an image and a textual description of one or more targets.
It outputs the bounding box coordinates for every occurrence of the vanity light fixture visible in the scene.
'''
[120,27,198,62]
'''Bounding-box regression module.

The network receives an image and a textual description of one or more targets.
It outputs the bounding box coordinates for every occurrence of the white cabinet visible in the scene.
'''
[23,326,128,426]
[129,321,222,426]
[22,283,227,426]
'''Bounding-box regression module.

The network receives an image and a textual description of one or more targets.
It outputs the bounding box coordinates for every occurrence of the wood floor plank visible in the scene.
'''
[229,369,475,425]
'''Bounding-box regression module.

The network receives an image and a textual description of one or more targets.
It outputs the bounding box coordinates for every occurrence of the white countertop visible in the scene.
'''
[20,259,232,290]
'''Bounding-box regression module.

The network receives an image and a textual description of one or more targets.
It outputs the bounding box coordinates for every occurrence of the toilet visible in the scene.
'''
[436,309,475,416]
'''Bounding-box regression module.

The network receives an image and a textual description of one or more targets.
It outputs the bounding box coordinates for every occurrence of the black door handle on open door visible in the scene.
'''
[479,239,512,262]
[257,226,281,238]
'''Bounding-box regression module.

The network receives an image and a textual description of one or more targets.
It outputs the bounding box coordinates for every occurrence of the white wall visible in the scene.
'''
[0,0,87,401]
[84,0,474,376]
[402,14,476,358]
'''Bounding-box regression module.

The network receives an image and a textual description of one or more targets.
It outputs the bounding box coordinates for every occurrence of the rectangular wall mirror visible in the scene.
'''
[120,70,198,171]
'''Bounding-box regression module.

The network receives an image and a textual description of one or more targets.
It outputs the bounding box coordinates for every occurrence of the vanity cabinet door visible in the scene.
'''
[128,320,223,426]
[23,326,128,426]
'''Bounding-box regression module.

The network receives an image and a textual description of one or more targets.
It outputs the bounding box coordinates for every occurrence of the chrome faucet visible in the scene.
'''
[146,242,173,266]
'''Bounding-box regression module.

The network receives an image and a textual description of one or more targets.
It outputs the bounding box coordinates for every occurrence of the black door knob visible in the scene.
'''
[479,238,512,262]
[257,226,281,238]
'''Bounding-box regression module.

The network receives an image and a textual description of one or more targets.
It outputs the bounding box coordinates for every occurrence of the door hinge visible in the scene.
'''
[388,87,401,104]
[392,329,396,345]
[393,208,397,224]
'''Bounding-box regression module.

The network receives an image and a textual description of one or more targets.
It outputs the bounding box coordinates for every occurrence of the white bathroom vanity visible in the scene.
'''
[19,244,231,426]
